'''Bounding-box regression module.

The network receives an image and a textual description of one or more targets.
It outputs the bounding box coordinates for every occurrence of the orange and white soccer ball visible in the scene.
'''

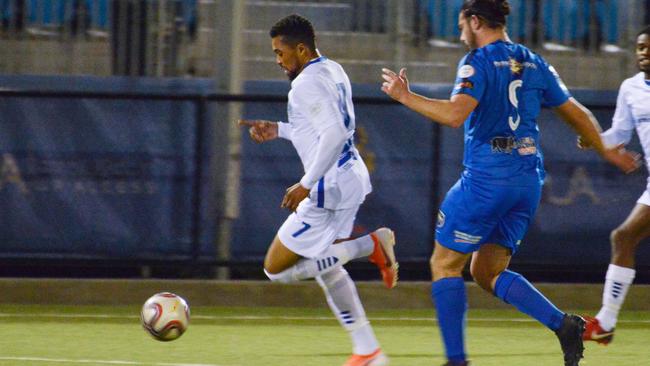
[141,292,190,341]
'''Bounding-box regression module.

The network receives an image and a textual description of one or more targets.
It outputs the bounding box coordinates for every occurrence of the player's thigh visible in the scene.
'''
[276,199,339,259]
[486,184,541,254]
[615,200,650,243]
[436,178,510,253]
[264,235,302,274]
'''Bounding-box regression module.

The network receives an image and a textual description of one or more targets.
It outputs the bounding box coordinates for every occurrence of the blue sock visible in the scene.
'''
[494,270,564,331]
[431,277,467,363]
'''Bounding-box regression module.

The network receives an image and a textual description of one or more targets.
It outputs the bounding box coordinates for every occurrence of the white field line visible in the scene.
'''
[0,356,228,366]
[0,312,649,324]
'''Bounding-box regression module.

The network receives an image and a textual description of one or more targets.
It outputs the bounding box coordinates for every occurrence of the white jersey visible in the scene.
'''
[277,56,372,210]
[602,72,650,192]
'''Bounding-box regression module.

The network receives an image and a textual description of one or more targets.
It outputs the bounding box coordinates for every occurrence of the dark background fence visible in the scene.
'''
[1,75,648,282]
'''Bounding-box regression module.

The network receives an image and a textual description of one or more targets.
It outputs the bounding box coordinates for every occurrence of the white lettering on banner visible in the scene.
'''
[544,166,600,206]
[0,154,164,196]
[0,153,28,194]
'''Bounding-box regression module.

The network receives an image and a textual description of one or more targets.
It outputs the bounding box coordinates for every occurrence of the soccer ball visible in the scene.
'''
[141,292,190,341]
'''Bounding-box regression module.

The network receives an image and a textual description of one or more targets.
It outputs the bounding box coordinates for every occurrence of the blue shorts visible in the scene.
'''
[435,176,541,254]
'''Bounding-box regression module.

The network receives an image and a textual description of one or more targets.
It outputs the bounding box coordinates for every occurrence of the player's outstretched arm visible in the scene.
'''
[380,67,477,128]
[554,98,640,174]
[238,119,279,143]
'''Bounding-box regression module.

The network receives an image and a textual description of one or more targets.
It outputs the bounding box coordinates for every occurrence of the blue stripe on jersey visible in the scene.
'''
[338,151,354,167]
[336,83,351,128]
[645,80,650,87]
[317,177,325,208]
[338,138,355,167]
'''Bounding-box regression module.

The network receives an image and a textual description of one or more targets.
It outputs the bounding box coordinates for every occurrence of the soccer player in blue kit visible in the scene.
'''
[380,1,640,366]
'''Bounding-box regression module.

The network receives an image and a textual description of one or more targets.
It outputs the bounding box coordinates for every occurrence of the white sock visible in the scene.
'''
[265,235,374,282]
[344,234,375,259]
[596,264,636,331]
[316,267,380,355]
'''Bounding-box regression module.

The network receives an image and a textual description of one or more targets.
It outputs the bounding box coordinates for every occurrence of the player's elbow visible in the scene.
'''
[449,117,465,128]
[445,105,470,128]
[445,114,465,128]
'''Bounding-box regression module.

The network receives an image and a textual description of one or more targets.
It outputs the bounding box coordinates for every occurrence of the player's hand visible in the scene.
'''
[602,144,641,174]
[281,183,310,212]
[381,67,410,103]
[238,119,278,143]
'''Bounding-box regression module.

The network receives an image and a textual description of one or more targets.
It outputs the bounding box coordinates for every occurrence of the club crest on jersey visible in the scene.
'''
[457,65,475,78]
[509,58,523,75]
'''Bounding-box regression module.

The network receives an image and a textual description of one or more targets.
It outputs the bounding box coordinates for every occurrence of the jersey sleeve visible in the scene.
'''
[601,81,635,147]
[292,77,345,134]
[540,60,571,107]
[451,52,486,102]
[277,121,292,140]
[293,76,348,189]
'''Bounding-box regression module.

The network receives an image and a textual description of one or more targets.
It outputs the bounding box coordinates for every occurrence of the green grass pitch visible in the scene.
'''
[0,305,648,366]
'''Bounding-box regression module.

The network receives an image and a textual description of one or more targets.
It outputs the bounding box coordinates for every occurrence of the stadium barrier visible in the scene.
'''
[0,76,649,281]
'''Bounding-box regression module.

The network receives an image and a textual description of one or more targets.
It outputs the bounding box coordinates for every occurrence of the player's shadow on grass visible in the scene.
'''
[386,351,557,359]
[282,350,555,360]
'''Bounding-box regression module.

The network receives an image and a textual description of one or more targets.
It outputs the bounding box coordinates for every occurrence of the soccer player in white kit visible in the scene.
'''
[238,14,397,366]
[582,26,650,345]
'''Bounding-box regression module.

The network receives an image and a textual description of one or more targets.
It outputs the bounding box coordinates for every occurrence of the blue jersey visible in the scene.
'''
[451,40,570,186]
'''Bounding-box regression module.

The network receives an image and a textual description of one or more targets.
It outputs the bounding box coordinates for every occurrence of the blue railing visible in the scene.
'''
[420,0,646,51]
[1,0,196,34]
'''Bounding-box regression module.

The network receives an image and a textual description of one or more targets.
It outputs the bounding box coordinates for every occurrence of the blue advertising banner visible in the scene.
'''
[2,76,648,269]
[0,75,217,260]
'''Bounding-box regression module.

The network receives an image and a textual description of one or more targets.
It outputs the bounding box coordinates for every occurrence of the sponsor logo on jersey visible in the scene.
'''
[493,59,537,73]
[490,136,537,155]
[455,81,474,90]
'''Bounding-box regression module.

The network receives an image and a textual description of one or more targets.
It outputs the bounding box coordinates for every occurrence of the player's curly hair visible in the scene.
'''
[461,0,511,29]
[269,14,316,51]
[638,25,650,37]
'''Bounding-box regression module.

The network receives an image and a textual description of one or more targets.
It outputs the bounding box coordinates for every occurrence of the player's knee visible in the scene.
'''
[430,255,463,280]
[611,227,639,249]
[470,267,498,292]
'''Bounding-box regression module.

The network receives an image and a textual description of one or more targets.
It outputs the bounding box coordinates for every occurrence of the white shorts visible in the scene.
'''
[278,198,359,259]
